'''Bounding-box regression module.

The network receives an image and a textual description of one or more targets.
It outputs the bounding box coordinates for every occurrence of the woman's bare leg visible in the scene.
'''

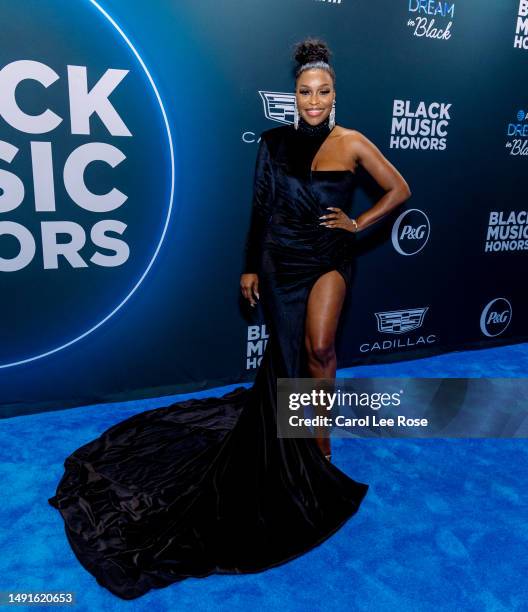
[304,270,346,458]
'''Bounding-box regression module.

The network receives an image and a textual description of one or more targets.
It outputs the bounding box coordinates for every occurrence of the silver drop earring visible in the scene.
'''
[293,99,299,130]
[329,98,336,130]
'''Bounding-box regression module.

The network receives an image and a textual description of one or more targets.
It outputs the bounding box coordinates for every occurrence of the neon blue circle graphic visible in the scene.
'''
[0,0,175,369]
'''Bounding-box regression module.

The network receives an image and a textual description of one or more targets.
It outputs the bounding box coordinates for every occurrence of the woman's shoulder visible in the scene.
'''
[260,124,291,143]
[333,126,376,159]
[258,125,292,159]
[333,125,365,140]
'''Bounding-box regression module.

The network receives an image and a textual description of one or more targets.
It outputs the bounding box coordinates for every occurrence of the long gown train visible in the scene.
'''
[48,116,369,600]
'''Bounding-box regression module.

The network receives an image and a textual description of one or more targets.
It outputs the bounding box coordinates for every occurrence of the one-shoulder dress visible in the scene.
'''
[48,119,370,600]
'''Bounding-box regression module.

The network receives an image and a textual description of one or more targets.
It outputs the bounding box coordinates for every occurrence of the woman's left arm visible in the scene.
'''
[348,130,411,233]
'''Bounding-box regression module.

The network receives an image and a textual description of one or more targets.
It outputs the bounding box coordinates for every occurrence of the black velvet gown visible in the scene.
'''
[48,116,369,600]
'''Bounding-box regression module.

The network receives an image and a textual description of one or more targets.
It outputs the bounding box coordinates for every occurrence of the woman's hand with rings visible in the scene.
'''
[319,207,359,233]
[240,273,260,307]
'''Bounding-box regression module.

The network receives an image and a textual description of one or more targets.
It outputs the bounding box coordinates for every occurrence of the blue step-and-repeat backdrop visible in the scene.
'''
[1,0,527,417]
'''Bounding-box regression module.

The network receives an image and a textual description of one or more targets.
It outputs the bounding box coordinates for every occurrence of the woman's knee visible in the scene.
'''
[306,341,335,367]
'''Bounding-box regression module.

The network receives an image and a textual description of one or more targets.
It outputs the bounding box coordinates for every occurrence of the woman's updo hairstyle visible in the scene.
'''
[292,37,336,86]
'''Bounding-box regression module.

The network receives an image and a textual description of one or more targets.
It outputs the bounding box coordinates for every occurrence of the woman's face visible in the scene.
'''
[295,69,335,126]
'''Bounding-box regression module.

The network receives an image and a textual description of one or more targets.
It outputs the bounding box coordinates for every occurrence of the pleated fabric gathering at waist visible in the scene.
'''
[262,222,355,266]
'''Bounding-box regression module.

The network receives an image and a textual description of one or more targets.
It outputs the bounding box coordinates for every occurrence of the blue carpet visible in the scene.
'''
[1,343,527,612]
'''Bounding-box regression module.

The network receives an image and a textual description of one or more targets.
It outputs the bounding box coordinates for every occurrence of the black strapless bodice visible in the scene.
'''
[243,118,358,284]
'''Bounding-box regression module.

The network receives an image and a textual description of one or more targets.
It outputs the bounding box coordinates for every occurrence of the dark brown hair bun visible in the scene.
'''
[293,38,332,66]
[292,37,336,84]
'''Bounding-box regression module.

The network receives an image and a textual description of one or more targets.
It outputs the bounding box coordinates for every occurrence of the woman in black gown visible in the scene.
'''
[48,38,411,600]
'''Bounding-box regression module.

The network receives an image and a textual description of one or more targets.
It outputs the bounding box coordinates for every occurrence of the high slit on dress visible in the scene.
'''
[48,117,369,600]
